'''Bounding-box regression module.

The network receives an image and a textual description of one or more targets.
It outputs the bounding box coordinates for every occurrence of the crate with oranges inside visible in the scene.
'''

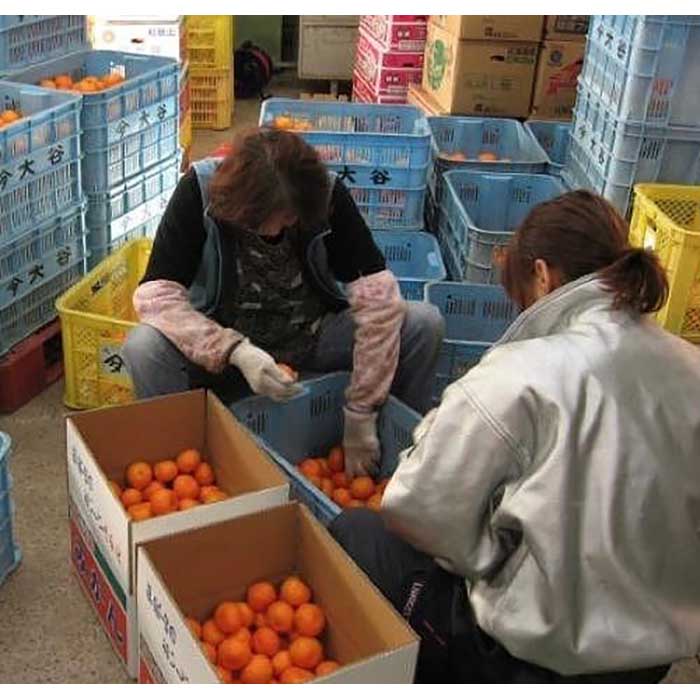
[137,503,419,683]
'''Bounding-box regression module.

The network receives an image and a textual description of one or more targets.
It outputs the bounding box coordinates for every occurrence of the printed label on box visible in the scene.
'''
[139,636,166,683]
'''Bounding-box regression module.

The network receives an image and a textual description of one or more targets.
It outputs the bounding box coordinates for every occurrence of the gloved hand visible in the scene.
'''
[342,406,380,479]
[229,339,303,402]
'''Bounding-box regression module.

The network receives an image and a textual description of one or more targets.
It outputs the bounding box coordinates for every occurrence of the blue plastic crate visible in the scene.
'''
[10,50,179,193]
[0,259,85,355]
[525,120,571,178]
[230,372,421,527]
[425,282,518,403]
[349,185,426,229]
[0,15,88,73]
[441,171,566,284]
[562,84,700,215]
[427,116,549,202]
[373,230,446,300]
[0,432,21,588]
[0,204,86,309]
[0,82,82,245]
[579,15,700,129]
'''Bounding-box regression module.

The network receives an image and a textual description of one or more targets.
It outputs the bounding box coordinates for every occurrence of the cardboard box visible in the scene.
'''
[137,502,419,683]
[422,23,538,117]
[360,16,428,52]
[430,15,544,42]
[66,390,289,677]
[530,40,585,120]
[352,72,409,105]
[545,15,590,41]
[406,83,451,116]
[92,16,187,61]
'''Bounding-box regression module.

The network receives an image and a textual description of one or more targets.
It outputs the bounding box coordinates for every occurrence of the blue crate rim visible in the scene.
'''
[523,120,571,169]
[0,431,9,464]
[373,230,447,283]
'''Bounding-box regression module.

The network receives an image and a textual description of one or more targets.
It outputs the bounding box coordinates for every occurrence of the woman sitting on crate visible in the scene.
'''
[331,190,700,683]
[123,127,444,478]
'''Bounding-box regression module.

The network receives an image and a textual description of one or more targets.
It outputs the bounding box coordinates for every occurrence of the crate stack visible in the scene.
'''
[10,50,180,268]
[352,16,428,105]
[186,15,234,130]
[563,15,700,215]
[0,432,20,587]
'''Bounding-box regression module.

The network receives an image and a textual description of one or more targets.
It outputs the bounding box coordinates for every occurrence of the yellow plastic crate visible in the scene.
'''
[186,15,233,69]
[56,239,153,409]
[179,107,192,150]
[191,67,232,130]
[630,184,700,343]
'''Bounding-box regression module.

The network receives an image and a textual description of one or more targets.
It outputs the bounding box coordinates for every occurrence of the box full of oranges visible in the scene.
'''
[66,389,289,677]
[137,502,419,683]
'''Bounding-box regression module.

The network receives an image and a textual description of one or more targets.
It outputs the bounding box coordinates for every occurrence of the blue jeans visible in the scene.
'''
[122,302,444,414]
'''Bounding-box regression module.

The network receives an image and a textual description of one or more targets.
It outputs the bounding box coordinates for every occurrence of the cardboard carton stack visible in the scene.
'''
[352,16,428,105]
[420,15,544,118]
[530,16,589,121]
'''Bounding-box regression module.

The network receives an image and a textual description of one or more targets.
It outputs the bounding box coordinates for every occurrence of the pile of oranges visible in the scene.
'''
[297,446,388,511]
[0,109,22,130]
[109,449,230,521]
[271,115,313,132]
[187,576,341,683]
[439,150,508,162]
[37,72,125,94]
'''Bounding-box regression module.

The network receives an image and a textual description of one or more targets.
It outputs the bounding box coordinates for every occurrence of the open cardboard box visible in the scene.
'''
[66,389,289,677]
[137,502,419,683]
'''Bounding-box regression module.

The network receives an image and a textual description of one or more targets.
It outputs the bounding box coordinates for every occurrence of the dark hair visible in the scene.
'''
[501,190,668,314]
[208,127,331,230]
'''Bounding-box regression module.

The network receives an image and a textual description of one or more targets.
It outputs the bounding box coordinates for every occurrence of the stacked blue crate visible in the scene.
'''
[0,432,21,587]
[259,99,431,229]
[0,81,87,355]
[562,15,700,214]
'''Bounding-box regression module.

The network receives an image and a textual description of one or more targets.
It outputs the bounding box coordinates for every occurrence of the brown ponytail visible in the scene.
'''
[501,190,669,313]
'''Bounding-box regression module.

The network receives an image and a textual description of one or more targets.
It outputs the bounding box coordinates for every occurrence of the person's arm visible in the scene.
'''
[381,374,528,579]
[134,169,242,374]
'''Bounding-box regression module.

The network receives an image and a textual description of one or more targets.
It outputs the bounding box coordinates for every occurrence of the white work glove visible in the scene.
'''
[342,407,380,479]
[229,339,303,402]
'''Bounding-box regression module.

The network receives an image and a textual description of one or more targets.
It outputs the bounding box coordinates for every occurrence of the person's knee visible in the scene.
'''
[122,324,169,373]
[404,302,445,348]
[329,508,385,551]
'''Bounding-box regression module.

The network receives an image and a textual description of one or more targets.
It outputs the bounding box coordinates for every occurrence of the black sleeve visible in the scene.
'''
[140,167,207,287]
[324,178,386,284]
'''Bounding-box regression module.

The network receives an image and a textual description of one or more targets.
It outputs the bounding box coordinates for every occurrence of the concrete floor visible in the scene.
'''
[1,74,699,684]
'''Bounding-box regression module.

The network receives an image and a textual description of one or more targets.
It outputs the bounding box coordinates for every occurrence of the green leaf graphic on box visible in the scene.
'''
[428,39,449,90]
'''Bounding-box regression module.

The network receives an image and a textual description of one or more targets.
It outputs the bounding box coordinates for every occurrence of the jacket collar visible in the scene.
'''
[497,273,625,345]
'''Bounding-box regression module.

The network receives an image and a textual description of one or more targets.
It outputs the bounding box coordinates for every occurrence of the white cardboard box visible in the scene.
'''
[92,16,186,61]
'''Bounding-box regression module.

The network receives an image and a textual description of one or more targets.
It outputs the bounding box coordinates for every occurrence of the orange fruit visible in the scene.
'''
[247,581,277,612]
[216,665,233,683]
[347,499,365,509]
[308,475,322,489]
[289,637,323,670]
[332,472,349,489]
[178,497,199,511]
[176,448,201,473]
[317,458,330,476]
[202,618,226,647]
[320,478,334,498]
[299,459,322,480]
[154,460,178,484]
[272,650,293,677]
[316,660,340,677]
[127,502,152,521]
[201,488,228,504]
[54,74,73,88]
[108,480,122,499]
[194,462,215,486]
[214,601,243,634]
[125,461,153,490]
[150,488,177,516]
[218,636,253,671]
[280,666,315,683]
[350,476,375,500]
[253,627,281,657]
[280,577,311,608]
[254,612,268,629]
[121,488,142,508]
[233,627,252,645]
[142,480,164,500]
[478,151,499,162]
[241,654,274,683]
[266,600,294,634]
[94,81,106,91]
[276,363,298,381]
[327,446,344,474]
[201,641,217,664]
[273,115,294,130]
[367,493,383,512]
[236,603,255,628]
[173,474,200,501]
[294,604,325,637]
[78,81,97,93]
[199,485,220,500]
[39,79,56,89]
[103,72,123,86]
[332,488,352,507]
[186,617,202,639]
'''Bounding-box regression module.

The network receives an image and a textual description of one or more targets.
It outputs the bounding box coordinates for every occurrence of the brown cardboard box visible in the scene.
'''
[430,15,544,42]
[423,23,538,117]
[530,40,585,120]
[137,502,420,683]
[66,389,289,677]
[545,15,590,41]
